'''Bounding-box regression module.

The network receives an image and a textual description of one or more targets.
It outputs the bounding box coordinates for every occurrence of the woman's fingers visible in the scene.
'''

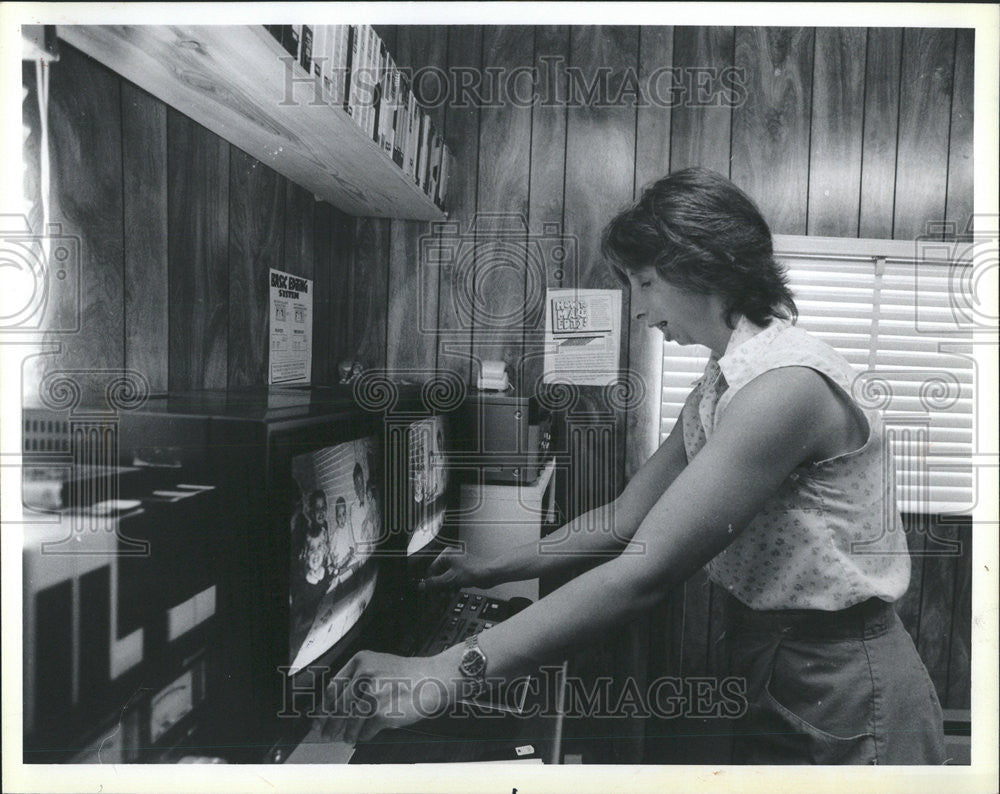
[427,547,455,575]
[422,568,454,589]
[357,717,385,744]
[426,547,465,589]
[321,653,365,739]
[332,652,362,682]
[317,651,437,745]
[341,677,377,745]
[320,677,351,741]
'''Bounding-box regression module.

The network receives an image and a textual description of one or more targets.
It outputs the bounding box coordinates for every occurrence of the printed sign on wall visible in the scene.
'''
[543,288,622,386]
[269,268,313,385]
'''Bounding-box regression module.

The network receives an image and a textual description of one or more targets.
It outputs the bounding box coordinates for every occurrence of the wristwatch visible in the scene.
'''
[458,634,488,695]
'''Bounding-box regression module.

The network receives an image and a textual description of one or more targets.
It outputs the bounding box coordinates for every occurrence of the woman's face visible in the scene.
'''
[627,265,722,347]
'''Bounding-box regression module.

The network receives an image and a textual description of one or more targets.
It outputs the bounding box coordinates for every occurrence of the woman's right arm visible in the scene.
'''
[425,415,690,589]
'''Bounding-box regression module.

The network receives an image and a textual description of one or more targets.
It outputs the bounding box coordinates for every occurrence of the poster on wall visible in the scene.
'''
[268,268,313,385]
[542,288,622,386]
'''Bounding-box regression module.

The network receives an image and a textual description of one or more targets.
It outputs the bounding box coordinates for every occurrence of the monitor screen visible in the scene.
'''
[406,415,449,556]
[288,436,381,674]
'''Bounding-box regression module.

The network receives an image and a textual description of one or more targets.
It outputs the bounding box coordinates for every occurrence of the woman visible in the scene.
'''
[318,168,946,765]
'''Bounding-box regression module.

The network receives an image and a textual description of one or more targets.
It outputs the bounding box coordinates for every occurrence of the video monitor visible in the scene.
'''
[288,436,381,675]
[405,415,450,556]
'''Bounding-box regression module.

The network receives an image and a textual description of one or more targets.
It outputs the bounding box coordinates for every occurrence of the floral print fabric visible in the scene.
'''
[680,316,910,610]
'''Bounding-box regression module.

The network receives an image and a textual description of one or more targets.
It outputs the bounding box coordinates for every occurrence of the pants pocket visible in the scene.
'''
[739,636,878,765]
[760,679,877,764]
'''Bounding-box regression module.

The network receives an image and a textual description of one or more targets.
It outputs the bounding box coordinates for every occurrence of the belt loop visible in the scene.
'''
[861,597,890,639]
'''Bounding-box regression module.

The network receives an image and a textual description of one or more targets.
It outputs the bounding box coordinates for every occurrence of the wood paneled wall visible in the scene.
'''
[23,44,363,405]
[27,25,973,764]
[35,26,968,397]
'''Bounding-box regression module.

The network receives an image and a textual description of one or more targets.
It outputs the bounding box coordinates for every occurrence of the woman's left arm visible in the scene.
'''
[324,366,846,743]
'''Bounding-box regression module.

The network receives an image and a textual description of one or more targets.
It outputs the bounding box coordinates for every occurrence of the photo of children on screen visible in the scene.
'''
[290,489,333,613]
[288,437,383,672]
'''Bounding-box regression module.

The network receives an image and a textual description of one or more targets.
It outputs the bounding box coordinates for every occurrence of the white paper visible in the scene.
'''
[542,288,622,386]
[268,268,313,385]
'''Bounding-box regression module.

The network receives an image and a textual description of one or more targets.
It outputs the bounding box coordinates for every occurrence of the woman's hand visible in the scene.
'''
[423,545,494,590]
[316,649,459,745]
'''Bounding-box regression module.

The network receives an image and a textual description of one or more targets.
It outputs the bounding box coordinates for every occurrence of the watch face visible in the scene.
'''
[460,648,487,677]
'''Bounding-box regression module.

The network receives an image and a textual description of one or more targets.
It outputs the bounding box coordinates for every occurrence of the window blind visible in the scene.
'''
[659,235,974,515]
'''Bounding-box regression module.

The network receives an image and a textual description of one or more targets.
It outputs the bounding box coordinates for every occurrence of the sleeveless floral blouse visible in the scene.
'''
[680,316,911,610]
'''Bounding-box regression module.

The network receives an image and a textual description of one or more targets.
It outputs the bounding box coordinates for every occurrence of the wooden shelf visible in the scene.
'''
[58,25,445,221]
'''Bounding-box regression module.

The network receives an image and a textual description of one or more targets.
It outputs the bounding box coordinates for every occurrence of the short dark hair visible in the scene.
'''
[309,489,326,507]
[601,167,797,328]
